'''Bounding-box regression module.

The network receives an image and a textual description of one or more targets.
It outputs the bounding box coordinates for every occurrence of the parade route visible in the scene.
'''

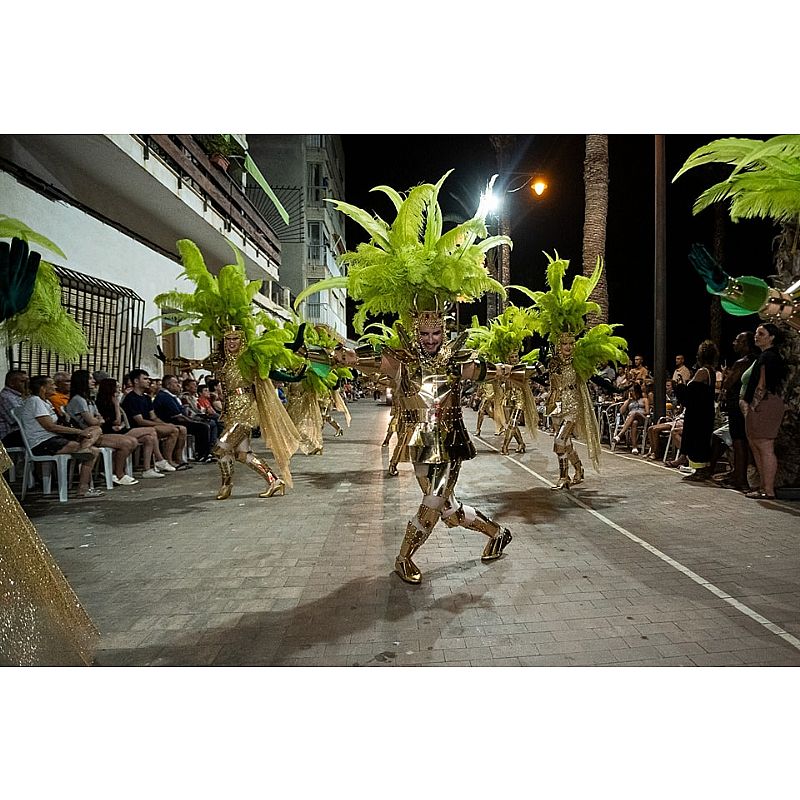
[22,401,800,666]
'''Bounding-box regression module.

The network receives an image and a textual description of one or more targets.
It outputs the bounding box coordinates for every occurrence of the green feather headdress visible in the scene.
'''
[513,252,628,381]
[152,239,303,381]
[282,319,352,398]
[357,321,403,352]
[0,216,88,361]
[293,171,510,333]
[465,305,539,362]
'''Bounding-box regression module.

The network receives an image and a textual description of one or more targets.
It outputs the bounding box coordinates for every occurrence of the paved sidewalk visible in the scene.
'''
[17,402,800,666]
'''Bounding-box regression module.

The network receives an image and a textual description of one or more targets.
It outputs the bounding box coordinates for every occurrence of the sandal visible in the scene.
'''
[77,487,105,498]
[745,490,765,499]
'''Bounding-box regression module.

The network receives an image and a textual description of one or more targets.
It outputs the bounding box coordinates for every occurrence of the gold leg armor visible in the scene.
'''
[396,501,441,584]
[441,501,512,562]
[324,414,344,436]
[216,455,235,500]
[568,451,584,486]
[236,451,285,498]
[553,456,571,490]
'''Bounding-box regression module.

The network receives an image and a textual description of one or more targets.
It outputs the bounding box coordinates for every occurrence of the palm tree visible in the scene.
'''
[582,134,609,324]
[489,135,516,318]
[674,134,800,488]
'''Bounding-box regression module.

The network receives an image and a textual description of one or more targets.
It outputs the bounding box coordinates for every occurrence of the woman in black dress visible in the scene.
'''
[676,339,718,482]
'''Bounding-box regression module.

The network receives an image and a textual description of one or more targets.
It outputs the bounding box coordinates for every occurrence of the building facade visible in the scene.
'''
[0,134,291,380]
[246,135,348,340]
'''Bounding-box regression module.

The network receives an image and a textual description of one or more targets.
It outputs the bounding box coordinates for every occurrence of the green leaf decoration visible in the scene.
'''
[0,216,67,259]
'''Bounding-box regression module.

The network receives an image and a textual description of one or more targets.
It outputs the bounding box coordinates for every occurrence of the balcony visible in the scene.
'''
[306,244,342,278]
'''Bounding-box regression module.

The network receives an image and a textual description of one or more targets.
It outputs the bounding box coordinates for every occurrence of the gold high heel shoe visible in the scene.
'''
[260,478,286,498]
[481,528,513,562]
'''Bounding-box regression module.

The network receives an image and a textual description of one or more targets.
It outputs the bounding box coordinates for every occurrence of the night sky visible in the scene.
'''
[340,134,778,371]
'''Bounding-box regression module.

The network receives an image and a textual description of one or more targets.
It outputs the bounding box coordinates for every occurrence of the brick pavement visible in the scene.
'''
[16,401,800,666]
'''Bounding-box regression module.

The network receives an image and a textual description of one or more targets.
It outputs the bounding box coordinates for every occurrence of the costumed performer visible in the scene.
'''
[153,239,304,500]
[295,171,543,584]
[518,253,628,489]
[0,217,98,665]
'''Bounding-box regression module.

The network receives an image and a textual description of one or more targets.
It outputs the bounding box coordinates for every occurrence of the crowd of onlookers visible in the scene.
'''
[0,367,226,500]
[589,324,788,499]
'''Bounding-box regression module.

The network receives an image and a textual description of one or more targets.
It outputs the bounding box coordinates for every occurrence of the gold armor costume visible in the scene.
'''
[475,380,506,436]
[342,312,518,584]
[500,381,526,455]
[546,334,601,489]
[211,329,301,500]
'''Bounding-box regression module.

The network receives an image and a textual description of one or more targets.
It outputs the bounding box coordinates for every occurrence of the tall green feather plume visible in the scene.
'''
[517,253,628,379]
[154,238,303,381]
[0,219,87,361]
[294,172,508,333]
[466,304,539,362]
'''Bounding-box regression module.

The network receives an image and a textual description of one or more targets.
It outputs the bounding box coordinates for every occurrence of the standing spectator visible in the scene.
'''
[628,354,650,384]
[96,378,165,478]
[122,369,188,470]
[716,331,758,491]
[0,369,28,448]
[672,354,693,385]
[48,371,71,418]
[741,323,787,500]
[675,339,718,482]
[154,375,214,462]
[65,370,139,486]
[17,375,104,498]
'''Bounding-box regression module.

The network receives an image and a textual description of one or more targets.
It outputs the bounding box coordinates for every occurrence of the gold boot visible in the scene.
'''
[216,456,234,500]
[569,454,584,486]
[395,519,433,585]
[481,528,513,561]
[515,428,526,454]
[260,478,286,498]
[552,457,571,490]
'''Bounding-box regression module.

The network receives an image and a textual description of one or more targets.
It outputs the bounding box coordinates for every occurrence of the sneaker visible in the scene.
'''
[113,474,139,486]
[155,459,176,472]
[141,468,165,479]
[78,487,105,498]
[678,465,694,474]
[174,462,192,471]
[631,448,639,455]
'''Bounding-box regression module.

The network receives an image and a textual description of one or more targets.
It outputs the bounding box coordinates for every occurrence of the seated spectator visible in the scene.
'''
[206,379,224,414]
[153,374,214,463]
[614,366,632,393]
[181,378,220,446]
[0,369,28,448]
[665,379,678,413]
[48,371,71,419]
[65,370,140,486]
[18,375,104,498]
[646,410,684,461]
[672,354,692,385]
[96,378,166,478]
[121,369,189,471]
[613,382,651,454]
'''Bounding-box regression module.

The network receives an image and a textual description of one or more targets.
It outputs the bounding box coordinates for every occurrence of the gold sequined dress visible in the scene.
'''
[0,442,99,665]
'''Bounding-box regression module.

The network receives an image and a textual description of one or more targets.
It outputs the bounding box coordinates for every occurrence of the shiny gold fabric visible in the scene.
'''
[254,378,301,488]
[220,354,259,428]
[287,386,324,455]
[0,443,99,665]
[331,389,351,428]
[547,356,600,472]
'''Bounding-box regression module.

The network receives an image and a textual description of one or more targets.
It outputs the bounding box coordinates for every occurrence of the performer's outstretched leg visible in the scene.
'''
[324,414,343,437]
[216,454,235,500]
[441,497,512,562]
[567,448,584,486]
[236,448,285,497]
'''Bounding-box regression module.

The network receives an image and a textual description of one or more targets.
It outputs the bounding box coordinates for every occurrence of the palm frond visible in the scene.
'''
[0,216,67,259]
[324,199,392,250]
[672,137,767,182]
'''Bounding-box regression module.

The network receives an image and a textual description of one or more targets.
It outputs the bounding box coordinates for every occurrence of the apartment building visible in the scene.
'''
[0,134,290,380]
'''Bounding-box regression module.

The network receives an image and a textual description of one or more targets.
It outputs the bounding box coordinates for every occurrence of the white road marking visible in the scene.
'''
[476,434,800,653]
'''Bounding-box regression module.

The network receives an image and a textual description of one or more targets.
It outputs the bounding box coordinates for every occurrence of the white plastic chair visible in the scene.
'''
[11,407,77,503]
[62,407,115,490]
[2,445,26,484]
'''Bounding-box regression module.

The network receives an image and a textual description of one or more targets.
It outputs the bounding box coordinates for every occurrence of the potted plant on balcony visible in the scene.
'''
[200,134,241,172]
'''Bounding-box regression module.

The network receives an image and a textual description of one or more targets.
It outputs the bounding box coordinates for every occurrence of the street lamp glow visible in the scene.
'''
[478,188,501,217]
[531,179,547,196]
